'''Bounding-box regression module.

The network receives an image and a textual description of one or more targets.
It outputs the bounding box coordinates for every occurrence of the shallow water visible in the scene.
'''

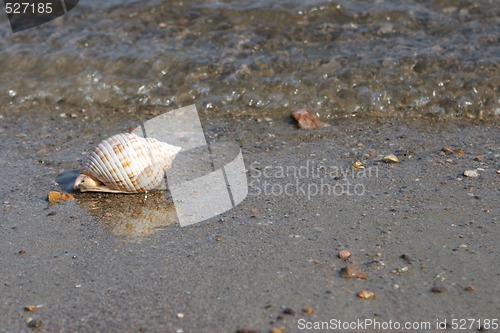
[0,0,498,121]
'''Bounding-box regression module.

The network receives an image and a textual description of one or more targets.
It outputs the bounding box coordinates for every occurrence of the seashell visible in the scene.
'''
[382,153,399,163]
[73,133,181,193]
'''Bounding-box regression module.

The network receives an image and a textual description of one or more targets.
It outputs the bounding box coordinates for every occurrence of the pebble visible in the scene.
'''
[431,286,447,294]
[382,153,399,163]
[366,259,385,268]
[400,254,414,264]
[24,305,37,312]
[270,327,285,333]
[177,313,184,319]
[464,286,475,292]
[340,265,368,279]
[47,191,75,206]
[391,266,409,275]
[291,108,330,129]
[442,147,453,154]
[302,307,314,314]
[357,290,375,299]
[282,308,295,316]
[338,250,351,259]
[27,319,42,328]
[463,170,479,178]
[351,160,364,170]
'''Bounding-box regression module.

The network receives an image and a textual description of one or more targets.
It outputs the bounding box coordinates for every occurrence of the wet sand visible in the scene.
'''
[0,105,498,332]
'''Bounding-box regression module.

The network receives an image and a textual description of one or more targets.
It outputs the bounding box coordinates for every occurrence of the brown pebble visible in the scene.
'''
[18,250,27,255]
[282,308,295,315]
[340,265,368,279]
[357,290,375,299]
[24,305,37,312]
[496,170,500,174]
[270,327,285,333]
[104,212,113,217]
[431,286,447,293]
[442,147,453,154]
[456,149,464,155]
[464,286,475,292]
[302,307,314,314]
[338,250,351,259]
[47,191,75,206]
[400,254,414,264]
[27,319,42,328]
[215,236,224,241]
[291,108,330,129]
[251,209,258,215]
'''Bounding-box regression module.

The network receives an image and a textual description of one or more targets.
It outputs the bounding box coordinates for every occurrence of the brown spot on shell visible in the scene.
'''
[113,143,125,155]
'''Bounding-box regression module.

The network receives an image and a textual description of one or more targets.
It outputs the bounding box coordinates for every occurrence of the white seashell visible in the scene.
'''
[73,133,181,193]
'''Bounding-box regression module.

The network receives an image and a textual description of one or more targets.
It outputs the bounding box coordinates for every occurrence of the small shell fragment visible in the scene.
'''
[382,153,399,163]
[463,170,479,178]
[352,160,364,170]
[24,305,37,312]
[357,290,375,299]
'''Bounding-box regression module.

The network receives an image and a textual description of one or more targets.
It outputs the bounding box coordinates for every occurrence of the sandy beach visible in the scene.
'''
[1,104,498,332]
[0,0,499,331]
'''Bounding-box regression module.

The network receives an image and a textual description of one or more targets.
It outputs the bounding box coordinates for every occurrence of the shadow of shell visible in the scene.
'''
[77,191,177,242]
[57,169,178,242]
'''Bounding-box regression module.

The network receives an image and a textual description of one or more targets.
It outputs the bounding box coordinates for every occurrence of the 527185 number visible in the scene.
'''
[5,2,53,14]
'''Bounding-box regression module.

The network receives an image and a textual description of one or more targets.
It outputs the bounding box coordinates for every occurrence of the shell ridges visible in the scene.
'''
[77,133,181,193]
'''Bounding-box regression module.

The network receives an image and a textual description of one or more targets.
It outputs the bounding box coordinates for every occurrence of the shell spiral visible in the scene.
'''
[79,133,181,193]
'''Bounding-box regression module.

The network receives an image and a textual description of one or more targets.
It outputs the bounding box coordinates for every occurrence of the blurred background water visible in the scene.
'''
[0,0,498,121]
